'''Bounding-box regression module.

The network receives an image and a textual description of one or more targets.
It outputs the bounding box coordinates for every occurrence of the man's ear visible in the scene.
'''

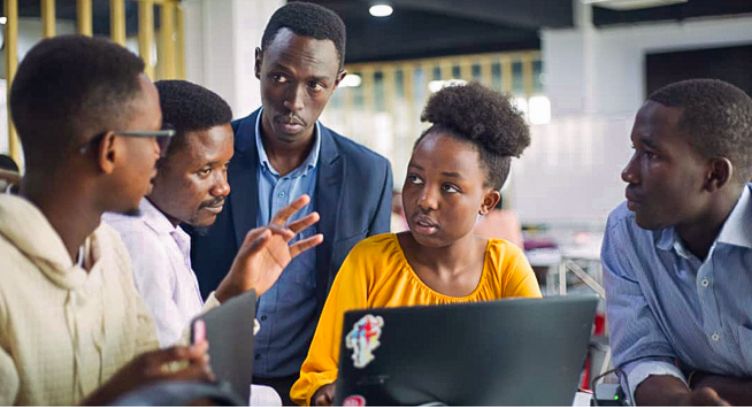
[334,69,347,88]
[254,47,263,80]
[96,132,118,174]
[705,157,733,192]
[479,189,501,216]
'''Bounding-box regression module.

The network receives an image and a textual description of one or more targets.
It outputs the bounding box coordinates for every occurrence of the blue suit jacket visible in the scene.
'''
[189,109,393,311]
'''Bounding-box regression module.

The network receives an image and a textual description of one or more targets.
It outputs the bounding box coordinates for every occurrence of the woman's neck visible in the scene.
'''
[398,231,485,275]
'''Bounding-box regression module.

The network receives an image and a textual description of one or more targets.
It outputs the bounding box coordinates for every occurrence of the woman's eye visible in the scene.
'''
[442,184,459,193]
[406,175,423,184]
[198,168,211,177]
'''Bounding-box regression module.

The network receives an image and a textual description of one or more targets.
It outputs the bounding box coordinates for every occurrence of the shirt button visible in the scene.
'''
[701,279,709,287]
[277,191,286,198]
[711,332,720,341]
[255,353,261,360]
[260,315,268,321]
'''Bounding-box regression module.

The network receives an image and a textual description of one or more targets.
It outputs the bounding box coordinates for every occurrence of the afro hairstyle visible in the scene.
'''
[418,82,530,190]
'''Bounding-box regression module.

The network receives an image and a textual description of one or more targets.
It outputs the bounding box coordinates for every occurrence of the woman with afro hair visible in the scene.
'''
[291,82,542,406]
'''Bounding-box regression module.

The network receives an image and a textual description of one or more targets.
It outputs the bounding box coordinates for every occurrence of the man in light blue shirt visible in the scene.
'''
[252,108,321,379]
[602,79,752,405]
[189,3,393,404]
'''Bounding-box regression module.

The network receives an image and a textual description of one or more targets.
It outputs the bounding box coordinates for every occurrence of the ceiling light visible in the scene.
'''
[340,74,362,88]
[583,0,687,10]
[528,96,551,125]
[428,79,466,93]
[369,4,393,17]
[0,17,7,25]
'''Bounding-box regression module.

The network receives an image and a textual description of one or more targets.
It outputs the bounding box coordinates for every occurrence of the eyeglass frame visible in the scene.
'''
[78,129,176,156]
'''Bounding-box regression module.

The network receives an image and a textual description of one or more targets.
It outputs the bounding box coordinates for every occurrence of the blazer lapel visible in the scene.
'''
[229,111,261,247]
[314,128,343,303]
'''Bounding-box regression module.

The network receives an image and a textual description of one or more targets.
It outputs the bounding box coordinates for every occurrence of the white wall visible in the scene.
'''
[512,116,633,224]
[182,0,283,119]
[513,14,752,224]
[543,15,752,117]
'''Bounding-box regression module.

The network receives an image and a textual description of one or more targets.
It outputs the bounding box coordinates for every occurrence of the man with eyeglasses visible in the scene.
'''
[0,34,199,406]
[0,35,305,406]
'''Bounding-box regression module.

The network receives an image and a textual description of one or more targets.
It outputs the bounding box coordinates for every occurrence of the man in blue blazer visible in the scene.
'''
[189,2,392,403]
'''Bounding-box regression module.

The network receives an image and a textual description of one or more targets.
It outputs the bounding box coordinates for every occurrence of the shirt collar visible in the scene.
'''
[656,184,752,253]
[254,107,321,177]
[716,183,752,249]
[656,227,676,252]
[140,198,185,237]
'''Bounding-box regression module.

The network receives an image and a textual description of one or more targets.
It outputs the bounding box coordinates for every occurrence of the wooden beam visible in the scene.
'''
[76,0,92,36]
[5,0,20,163]
[41,0,55,38]
[158,1,176,79]
[110,0,126,46]
[176,3,186,79]
[138,0,155,78]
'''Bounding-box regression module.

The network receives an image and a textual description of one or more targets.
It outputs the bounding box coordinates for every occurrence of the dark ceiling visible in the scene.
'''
[5,0,752,63]
[593,0,752,27]
[305,0,571,62]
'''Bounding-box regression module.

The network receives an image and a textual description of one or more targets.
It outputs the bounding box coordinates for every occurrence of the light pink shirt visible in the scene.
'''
[105,199,204,346]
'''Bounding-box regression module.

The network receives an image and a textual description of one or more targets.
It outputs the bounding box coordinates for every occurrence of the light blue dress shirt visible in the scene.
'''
[253,109,321,377]
[602,183,752,402]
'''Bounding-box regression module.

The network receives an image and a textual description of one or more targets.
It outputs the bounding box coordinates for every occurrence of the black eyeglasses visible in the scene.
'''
[79,128,176,156]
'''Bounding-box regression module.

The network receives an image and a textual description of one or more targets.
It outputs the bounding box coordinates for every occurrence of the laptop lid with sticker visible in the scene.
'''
[334,295,598,406]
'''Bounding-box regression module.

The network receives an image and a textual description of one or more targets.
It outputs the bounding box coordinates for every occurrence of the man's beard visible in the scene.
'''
[189,224,212,236]
[121,207,142,217]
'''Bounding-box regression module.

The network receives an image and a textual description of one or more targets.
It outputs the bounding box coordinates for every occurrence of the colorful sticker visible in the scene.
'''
[343,394,367,406]
[346,314,384,368]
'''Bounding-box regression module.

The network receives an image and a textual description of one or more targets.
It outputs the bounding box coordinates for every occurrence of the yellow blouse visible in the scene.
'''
[290,233,541,405]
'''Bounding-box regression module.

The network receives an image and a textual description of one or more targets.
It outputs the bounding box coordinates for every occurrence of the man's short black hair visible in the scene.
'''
[10,35,145,169]
[648,79,752,182]
[418,82,531,190]
[155,80,233,157]
[261,1,346,69]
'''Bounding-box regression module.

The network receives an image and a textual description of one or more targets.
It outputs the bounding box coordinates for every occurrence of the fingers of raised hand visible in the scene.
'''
[270,194,311,225]
[265,224,296,241]
[289,234,324,258]
[286,212,320,235]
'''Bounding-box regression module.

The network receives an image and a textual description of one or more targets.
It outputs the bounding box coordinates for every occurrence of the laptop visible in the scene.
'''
[334,295,598,406]
[191,290,256,403]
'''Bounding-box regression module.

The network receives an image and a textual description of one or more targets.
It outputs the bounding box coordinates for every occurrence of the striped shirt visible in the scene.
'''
[602,183,752,401]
